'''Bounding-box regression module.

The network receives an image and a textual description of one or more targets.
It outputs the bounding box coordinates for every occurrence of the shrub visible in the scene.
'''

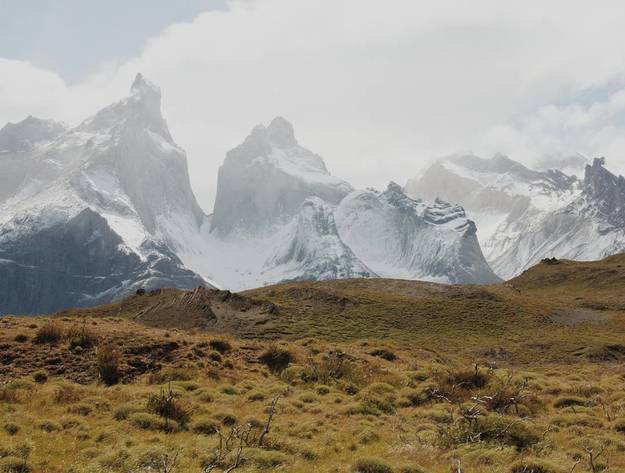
[13,334,28,343]
[352,457,394,473]
[251,450,288,469]
[355,383,397,415]
[553,396,591,409]
[207,350,222,362]
[215,412,238,426]
[208,339,232,354]
[32,370,48,384]
[370,348,397,361]
[0,387,20,403]
[66,324,98,350]
[317,385,331,395]
[398,466,429,473]
[113,403,142,421]
[615,418,625,433]
[191,417,218,435]
[96,344,121,385]
[67,404,93,416]
[247,391,266,401]
[195,390,214,403]
[147,367,195,384]
[399,388,428,407]
[53,383,83,404]
[38,420,61,432]
[466,415,539,449]
[0,457,31,473]
[220,385,237,395]
[147,385,192,427]
[259,345,294,373]
[129,412,178,432]
[135,447,180,470]
[509,460,561,473]
[34,321,64,344]
[357,428,380,445]
[3,423,19,435]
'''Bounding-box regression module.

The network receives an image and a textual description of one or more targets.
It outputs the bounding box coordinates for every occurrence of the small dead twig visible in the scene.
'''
[258,394,281,447]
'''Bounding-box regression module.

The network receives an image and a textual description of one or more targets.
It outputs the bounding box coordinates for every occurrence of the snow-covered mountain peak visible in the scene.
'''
[335,185,498,284]
[582,157,625,227]
[266,116,297,148]
[131,72,161,97]
[0,116,66,153]
[211,118,352,235]
[79,73,171,141]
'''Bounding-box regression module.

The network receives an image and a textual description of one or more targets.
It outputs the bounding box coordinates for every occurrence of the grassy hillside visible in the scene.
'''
[1,256,625,472]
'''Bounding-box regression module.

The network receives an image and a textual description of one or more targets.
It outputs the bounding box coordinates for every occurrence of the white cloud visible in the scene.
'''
[4,0,625,211]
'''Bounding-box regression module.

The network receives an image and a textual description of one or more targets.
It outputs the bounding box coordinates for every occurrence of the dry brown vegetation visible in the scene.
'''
[1,256,625,472]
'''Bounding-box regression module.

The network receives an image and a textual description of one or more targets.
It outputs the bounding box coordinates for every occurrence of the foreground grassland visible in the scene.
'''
[2,256,625,472]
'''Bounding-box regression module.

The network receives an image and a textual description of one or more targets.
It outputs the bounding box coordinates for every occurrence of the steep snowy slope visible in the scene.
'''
[0,117,67,204]
[0,74,214,314]
[266,197,375,282]
[335,183,500,284]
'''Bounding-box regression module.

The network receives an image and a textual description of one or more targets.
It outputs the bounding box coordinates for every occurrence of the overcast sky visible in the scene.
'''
[3,0,625,213]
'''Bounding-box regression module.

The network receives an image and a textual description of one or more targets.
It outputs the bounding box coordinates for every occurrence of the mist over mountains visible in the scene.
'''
[2,75,625,314]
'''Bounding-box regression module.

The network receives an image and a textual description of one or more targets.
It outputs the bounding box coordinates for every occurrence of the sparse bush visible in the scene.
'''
[214,411,238,426]
[113,402,142,421]
[66,323,98,350]
[3,423,19,436]
[96,344,121,385]
[441,414,540,450]
[209,339,232,354]
[129,412,179,432]
[53,383,83,404]
[32,370,48,384]
[615,418,625,433]
[247,391,266,401]
[207,350,223,362]
[220,385,237,395]
[370,348,397,361]
[38,420,61,432]
[13,334,28,343]
[34,320,64,344]
[553,396,592,409]
[0,456,31,473]
[357,428,380,444]
[317,385,331,395]
[147,385,192,427]
[259,345,294,373]
[398,465,429,473]
[147,367,195,384]
[352,457,394,473]
[354,383,397,415]
[191,417,218,435]
[0,387,20,403]
[251,450,288,469]
[67,404,93,416]
[509,459,561,473]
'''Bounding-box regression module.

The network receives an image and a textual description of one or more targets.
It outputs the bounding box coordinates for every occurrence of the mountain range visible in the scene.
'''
[407,153,625,279]
[2,74,625,314]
